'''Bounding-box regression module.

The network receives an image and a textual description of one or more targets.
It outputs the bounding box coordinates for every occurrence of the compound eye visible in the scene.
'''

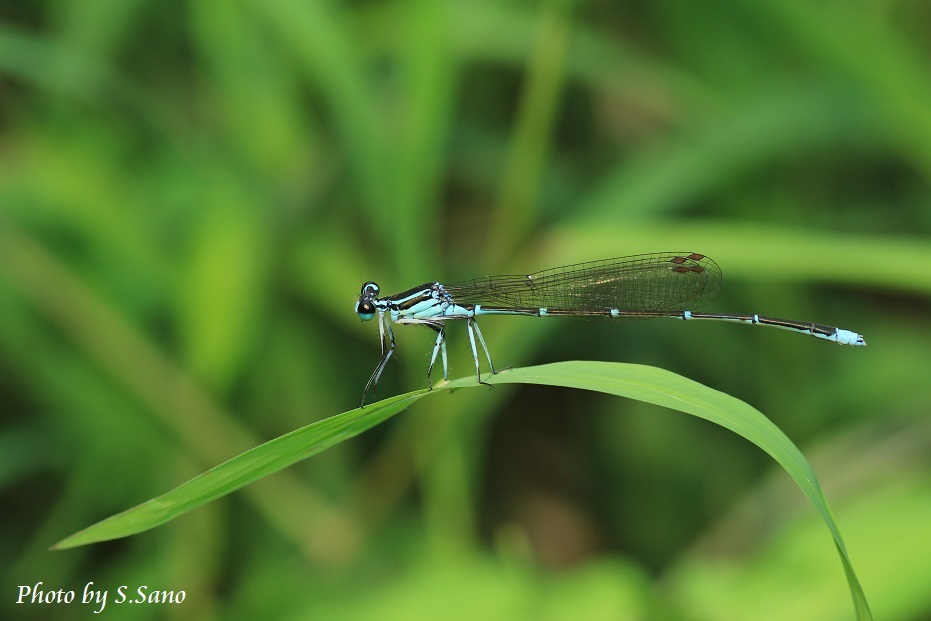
[356,300,376,321]
[361,282,379,298]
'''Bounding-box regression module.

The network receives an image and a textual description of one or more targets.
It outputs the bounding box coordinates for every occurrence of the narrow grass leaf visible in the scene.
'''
[51,361,870,620]
[50,390,426,550]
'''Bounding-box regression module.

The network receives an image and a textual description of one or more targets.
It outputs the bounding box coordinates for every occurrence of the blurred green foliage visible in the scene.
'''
[1,0,930,619]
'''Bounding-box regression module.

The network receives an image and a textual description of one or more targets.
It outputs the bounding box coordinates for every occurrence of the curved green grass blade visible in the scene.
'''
[50,389,428,549]
[51,361,870,620]
[487,362,871,620]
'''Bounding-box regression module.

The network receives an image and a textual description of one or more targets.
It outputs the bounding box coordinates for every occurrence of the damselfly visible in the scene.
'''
[354,252,866,405]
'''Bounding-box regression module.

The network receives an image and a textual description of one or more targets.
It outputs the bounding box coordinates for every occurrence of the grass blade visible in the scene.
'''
[50,390,426,550]
[51,361,871,620]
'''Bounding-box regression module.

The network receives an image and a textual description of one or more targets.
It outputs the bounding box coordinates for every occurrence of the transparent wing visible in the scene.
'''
[443,252,721,314]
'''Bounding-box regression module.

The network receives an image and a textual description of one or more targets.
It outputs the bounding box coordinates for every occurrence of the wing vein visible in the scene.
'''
[443,253,721,314]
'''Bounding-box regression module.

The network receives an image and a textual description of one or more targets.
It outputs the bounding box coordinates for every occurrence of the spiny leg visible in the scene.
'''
[426,324,448,390]
[378,308,389,356]
[466,317,494,388]
[440,329,448,382]
[470,317,497,375]
[361,313,396,407]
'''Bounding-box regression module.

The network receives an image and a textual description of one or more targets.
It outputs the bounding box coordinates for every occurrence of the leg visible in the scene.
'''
[470,318,497,375]
[361,313,396,407]
[440,330,448,381]
[426,324,448,389]
[466,317,494,388]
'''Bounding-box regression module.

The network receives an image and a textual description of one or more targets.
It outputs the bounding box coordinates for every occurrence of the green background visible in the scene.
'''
[1,1,929,619]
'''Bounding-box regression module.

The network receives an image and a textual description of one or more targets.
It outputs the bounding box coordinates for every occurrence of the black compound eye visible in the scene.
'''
[356,300,376,321]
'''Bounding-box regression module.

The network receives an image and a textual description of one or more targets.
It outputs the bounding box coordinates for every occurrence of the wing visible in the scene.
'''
[443,252,721,314]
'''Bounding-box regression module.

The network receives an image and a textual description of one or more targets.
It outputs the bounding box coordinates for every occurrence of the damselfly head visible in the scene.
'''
[356,282,380,320]
[360,282,379,298]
